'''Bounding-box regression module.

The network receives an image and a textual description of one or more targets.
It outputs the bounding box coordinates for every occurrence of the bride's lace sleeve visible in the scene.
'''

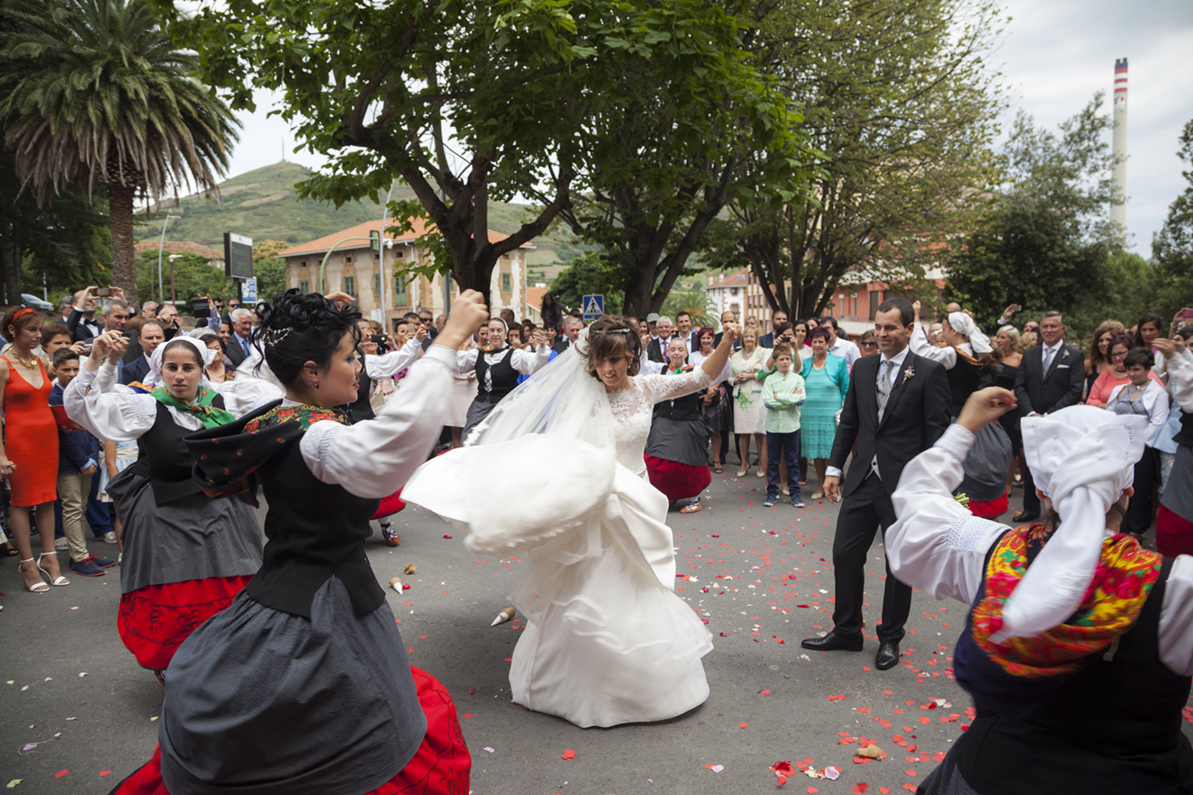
[638,369,713,405]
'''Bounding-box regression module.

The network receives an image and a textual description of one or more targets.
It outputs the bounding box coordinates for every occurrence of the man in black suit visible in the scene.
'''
[553,316,583,354]
[645,315,674,363]
[801,297,950,670]
[222,308,255,370]
[758,309,788,349]
[65,286,104,342]
[121,321,164,386]
[1012,310,1084,522]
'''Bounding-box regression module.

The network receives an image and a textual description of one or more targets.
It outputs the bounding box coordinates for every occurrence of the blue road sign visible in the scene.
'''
[581,294,604,320]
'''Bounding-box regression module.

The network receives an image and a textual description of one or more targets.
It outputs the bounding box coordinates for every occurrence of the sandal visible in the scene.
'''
[713,462,723,474]
[37,553,70,586]
[811,491,824,500]
[18,558,48,593]
[0,543,18,557]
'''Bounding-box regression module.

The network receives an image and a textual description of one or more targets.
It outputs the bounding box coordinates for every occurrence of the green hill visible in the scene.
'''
[139,161,568,279]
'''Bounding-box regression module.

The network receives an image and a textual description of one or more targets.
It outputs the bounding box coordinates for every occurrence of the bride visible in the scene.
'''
[404,315,738,728]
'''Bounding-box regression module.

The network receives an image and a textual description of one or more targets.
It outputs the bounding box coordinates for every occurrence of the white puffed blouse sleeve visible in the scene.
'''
[300,345,456,499]
[63,360,160,442]
[365,337,424,379]
[887,424,1008,606]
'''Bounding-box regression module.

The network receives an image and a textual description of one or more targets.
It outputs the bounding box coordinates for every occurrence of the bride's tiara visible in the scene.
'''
[607,328,634,334]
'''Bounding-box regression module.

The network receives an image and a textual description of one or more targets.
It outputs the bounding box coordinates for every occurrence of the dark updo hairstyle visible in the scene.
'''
[1123,347,1154,370]
[2,307,41,343]
[253,289,362,387]
[585,315,642,379]
[161,338,205,367]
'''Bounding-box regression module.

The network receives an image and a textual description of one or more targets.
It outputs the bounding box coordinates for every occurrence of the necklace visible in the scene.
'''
[9,351,37,369]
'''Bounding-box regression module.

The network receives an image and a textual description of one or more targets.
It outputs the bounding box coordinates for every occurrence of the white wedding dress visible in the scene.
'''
[404,347,715,728]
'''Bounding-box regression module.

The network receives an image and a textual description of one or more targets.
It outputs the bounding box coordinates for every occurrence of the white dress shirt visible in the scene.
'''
[1041,340,1064,372]
[825,346,909,480]
[829,336,861,368]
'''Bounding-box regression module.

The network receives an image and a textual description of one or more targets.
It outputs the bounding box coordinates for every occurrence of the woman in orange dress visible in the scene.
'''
[1,307,67,592]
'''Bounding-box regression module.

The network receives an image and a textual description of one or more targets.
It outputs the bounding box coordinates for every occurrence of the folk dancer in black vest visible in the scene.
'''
[642,336,714,514]
[887,388,1193,795]
[1012,311,1084,522]
[459,317,551,442]
[800,297,950,671]
[64,333,262,678]
[908,302,1013,519]
[108,290,486,795]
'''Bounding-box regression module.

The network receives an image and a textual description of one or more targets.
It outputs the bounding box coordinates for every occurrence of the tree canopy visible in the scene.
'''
[151,0,808,312]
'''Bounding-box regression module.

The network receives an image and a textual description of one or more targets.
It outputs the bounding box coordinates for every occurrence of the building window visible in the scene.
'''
[730,302,740,316]
[343,276,356,297]
[501,273,511,293]
[394,275,407,306]
[731,287,739,296]
[299,280,310,294]
[396,249,403,258]
[373,273,381,294]
[869,289,883,320]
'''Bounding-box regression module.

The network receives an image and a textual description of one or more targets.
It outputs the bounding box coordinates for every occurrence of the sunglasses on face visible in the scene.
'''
[861,341,877,348]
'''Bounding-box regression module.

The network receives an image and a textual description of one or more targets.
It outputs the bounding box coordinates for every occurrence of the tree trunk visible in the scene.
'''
[0,221,19,306]
[106,182,139,308]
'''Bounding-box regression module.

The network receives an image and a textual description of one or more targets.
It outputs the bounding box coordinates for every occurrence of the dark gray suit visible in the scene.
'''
[223,333,252,370]
[827,350,950,642]
[1013,341,1084,515]
[121,355,152,386]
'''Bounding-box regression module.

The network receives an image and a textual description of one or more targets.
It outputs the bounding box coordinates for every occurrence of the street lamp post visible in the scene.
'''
[157,214,182,303]
[168,254,183,303]
[317,237,372,294]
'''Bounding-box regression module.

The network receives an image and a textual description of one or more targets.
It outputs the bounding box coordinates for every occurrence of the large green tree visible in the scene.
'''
[946,95,1121,332]
[703,0,1005,320]
[0,0,239,308]
[150,0,803,311]
[1148,119,1193,320]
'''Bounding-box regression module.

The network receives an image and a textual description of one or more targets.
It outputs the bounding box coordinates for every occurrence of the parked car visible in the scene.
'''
[20,293,54,312]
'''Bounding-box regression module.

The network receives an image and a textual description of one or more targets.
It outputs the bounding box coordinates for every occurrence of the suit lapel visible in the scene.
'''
[1041,344,1062,381]
[877,353,914,432]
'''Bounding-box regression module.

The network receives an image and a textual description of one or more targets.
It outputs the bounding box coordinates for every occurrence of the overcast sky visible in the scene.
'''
[223,0,1193,258]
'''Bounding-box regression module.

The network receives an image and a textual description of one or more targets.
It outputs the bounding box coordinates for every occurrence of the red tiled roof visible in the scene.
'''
[133,240,224,260]
[280,217,526,258]
[703,268,749,290]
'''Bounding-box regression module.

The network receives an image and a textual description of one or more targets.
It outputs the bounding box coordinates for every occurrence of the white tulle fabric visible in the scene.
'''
[999,407,1149,642]
[403,331,714,727]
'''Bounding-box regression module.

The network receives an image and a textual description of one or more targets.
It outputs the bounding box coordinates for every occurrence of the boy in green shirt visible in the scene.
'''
[761,344,807,507]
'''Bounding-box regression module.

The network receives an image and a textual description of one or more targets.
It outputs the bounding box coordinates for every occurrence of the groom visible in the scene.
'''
[801,297,950,670]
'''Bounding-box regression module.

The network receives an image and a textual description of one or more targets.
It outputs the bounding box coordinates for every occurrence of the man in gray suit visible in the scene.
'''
[1012,310,1084,522]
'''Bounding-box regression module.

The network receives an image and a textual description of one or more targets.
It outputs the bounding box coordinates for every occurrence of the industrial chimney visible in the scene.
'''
[1111,58,1128,231]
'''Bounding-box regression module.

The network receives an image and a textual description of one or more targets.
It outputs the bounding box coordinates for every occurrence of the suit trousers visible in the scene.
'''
[1127,446,1159,536]
[830,472,912,643]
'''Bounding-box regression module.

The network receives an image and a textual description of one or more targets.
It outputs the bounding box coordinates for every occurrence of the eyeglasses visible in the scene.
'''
[1110,350,1128,359]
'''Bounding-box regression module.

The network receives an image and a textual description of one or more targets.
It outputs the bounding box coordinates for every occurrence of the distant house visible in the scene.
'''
[703,268,778,329]
[280,218,535,331]
[133,240,224,269]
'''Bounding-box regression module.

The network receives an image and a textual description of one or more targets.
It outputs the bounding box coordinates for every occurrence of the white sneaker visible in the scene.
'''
[102,531,117,545]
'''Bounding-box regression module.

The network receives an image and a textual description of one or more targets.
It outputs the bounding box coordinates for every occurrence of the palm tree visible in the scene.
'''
[0,0,238,307]
[661,288,716,328]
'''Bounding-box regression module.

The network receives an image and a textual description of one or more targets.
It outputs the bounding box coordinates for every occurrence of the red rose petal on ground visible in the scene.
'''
[858,707,870,713]
[462,713,473,718]
[739,722,749,728]
[562,749,575,760]
[99,771,112,777]
[55,770,70,778]
[852,785,870,794]
[879,789,891,795]
[761,690,771,695]
[442,535,452,539]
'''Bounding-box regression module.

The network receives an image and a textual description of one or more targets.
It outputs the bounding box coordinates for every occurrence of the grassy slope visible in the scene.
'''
[140,161,568,272]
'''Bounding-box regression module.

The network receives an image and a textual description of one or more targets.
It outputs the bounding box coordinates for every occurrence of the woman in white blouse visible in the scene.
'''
[457,317,550,441]
[887,388,1193,794]
[63,333,263,676]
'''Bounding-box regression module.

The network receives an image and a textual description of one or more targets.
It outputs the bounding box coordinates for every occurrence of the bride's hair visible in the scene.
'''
[585,315,642,379]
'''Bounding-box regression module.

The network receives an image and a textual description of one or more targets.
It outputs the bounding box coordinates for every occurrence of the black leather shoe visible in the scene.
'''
[875,641,900,670]
[1011,511,1039,524]
[801,630,863,652]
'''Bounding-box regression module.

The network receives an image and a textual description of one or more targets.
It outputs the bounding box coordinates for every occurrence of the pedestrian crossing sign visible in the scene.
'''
[582,294,604,319]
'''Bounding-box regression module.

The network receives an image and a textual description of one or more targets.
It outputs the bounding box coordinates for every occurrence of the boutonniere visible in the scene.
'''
[901,366,915,385]
[1061,349,1071,359]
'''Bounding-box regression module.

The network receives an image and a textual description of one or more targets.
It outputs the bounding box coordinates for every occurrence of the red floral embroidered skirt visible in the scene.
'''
[372,488,407,520]
[968,492,1008,520]
[117,576,253,670]
[1157,504,1193,557]
[108,667,470,795]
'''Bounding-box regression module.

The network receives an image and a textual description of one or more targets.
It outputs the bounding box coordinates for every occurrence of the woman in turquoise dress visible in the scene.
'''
[800,326,849,499]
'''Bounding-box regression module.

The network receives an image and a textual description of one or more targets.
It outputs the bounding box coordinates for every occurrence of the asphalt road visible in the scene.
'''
[2,468,1189,794]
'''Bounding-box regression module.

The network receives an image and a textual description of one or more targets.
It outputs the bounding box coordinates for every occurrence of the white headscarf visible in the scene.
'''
[147,335,215,387]
[947,312,993,354]
[994,406,1149,642]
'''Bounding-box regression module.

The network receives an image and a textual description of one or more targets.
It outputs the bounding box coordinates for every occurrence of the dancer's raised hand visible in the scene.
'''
[435,291,488,350]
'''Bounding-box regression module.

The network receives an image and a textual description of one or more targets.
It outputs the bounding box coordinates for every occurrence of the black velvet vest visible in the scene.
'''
[246,427,384,619]
[946,352,994,415]
[135,400,224,506]
[955,557,1193,794]
[475,347,518,402]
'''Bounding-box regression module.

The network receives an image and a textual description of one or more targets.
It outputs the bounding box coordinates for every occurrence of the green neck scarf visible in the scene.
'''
[151,385,236,429]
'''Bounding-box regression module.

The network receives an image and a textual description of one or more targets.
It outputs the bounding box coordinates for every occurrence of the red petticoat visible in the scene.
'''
[117,576,253,671]
[644,455,711,501]
[1157,504,1193,557]
[107,667,470,795]
[968,492,1008,520]
[372,488,407,520]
